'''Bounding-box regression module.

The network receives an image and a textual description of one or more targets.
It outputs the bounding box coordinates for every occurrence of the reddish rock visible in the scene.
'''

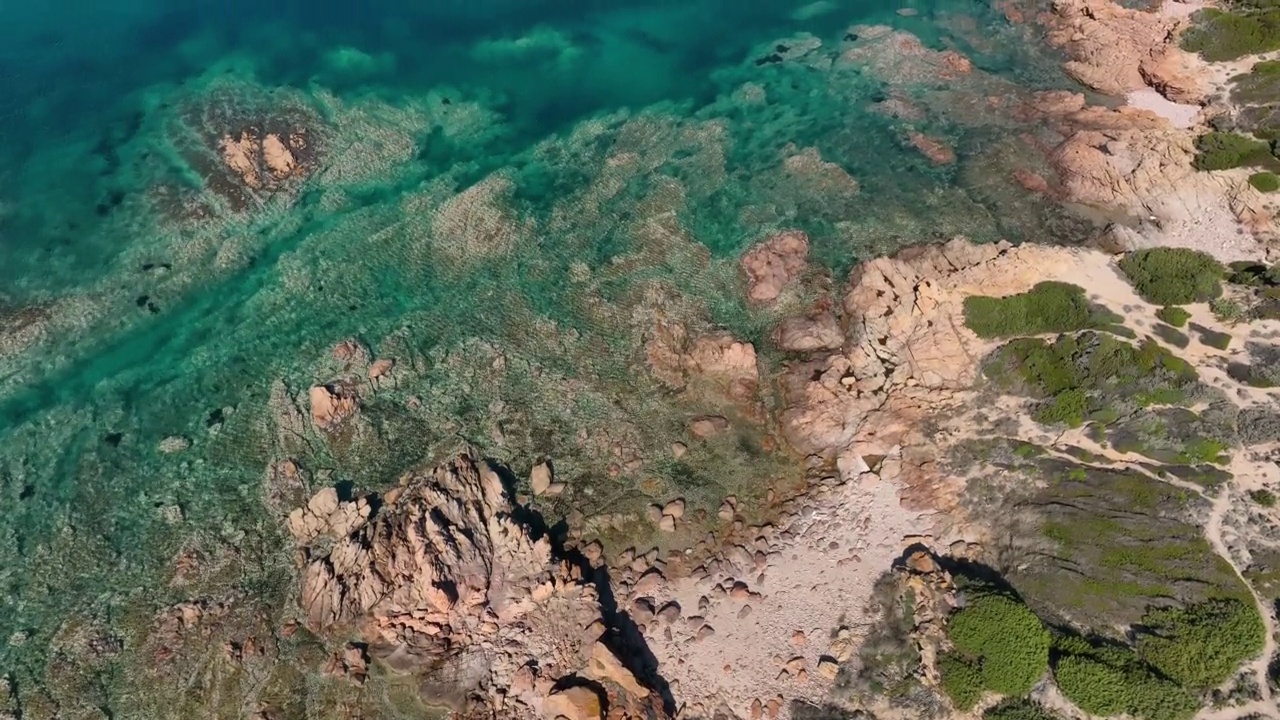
[907,133,956,165]
[739,231,809,305]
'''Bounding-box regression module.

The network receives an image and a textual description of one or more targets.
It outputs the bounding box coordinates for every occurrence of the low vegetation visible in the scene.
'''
[1210,297,1245,323]
[1152,323,1190,349]
[1182,2,1280,61]
[1192,131,1277,170]
[985,332,1199,427]
[1118,248,1224,305]
[1053,642,1198,720]
[939,587,1050,709]
[1193,323,1233,350]
[1250,488,1277,506]
[1136,598,1266,690]
[1156,306,1190,327]
[963,282,1110,339]
[1249,171,1280,191]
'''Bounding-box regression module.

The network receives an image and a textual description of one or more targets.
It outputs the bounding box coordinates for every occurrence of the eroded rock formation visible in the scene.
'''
[290,453,666,719]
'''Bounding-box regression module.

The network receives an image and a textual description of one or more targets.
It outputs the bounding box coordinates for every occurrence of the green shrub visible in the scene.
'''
[1054,654,1129,716]
[1193,132,1275,170]
[1250,171,1280,191]
[1054,650,1199,720]
[963,282,1098,339]
[1034,388,1088,427]
[947,591,1050,697]
[939,652,983,709]
[1152,323,1191,349]
[983,698,1063,720]
[1156,306,1191,327]
[1183,6,1280,62]
[1136,598,1266,690]
[1250,488,1277,506]
[987,332,1200,428]
[1195,325,1233,350]
[1210,297,1245,323]
[1118,248,1224,305]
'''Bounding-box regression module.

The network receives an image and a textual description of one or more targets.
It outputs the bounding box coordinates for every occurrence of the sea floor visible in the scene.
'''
[0,0,1100,714]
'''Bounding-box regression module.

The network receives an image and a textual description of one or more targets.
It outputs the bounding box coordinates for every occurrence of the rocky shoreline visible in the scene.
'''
[8,3,1280,720]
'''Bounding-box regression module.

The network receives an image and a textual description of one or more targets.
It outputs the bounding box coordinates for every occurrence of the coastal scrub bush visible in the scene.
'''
[939,652,984,709]
[1157,306,1191,327]
[963,282,1097,338]
[1183,5,1280,62]
[1250,488,1277,506]
[1118,248,1224,305]
[1152,323,1191,349]
[1192,131,1276,170]
[945,590,1050,698]
[987,332,1200,427]
[1053,646,1199,720]
[1210,297,1245,323]
[1136,598,1266,690]
[1249,171,1280,191]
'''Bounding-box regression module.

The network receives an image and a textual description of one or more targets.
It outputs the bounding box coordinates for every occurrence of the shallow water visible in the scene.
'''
[0,0,1088,711]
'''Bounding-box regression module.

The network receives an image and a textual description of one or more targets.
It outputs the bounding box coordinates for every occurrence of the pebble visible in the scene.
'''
[659,515,677,532]
[696,625,716,641]
[784,657,806,674]
[686,615,706,631]
[791,630,806,646]
[738,605,753,619]
[767,697,782,719]
[750,699,763,720]
[671,442,688,458]
[730,582,751,600]
[663,498,686,519]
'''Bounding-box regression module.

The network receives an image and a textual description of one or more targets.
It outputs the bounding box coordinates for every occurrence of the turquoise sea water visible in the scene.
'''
[0,0,1089,715]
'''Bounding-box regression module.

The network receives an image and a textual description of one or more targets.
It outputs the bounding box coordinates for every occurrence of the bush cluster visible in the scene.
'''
[1193,132,1276,170]
[1250,488,1277,506]
[1118,248,1224,305]
[987,332,1199,427]
[1054,650,1197,720]
[1136,598,1266,691]
[963,282,1098,339]
[1182,3,1280,62]
[938,589,1050,709]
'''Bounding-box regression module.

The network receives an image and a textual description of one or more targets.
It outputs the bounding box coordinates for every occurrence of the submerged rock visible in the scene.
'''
[740,230,809,306]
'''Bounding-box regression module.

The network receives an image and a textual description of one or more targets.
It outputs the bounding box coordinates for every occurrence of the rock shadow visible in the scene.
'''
[486,459,676,715]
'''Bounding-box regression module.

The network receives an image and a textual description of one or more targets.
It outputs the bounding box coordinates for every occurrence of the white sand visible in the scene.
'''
[1125,87,1201,129]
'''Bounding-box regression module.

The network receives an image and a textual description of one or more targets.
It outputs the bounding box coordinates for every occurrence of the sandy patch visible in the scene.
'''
[1126,87,1201,129]
[637,475,923,719]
